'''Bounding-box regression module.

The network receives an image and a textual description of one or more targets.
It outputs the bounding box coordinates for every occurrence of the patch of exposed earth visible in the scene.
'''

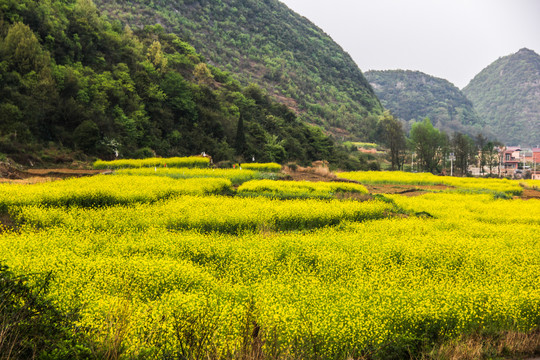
[520,187,540,200]
[283,167,452,196]
[366,184,452,196]
[0,162,109,184]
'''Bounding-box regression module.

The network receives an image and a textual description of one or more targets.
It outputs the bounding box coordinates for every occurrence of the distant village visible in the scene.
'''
[470,146,540,179]
[357,145,540,180]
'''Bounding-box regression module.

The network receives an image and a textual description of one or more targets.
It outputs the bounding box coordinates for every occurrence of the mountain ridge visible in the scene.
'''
[463,47,540,146]
[364,69,484,136]
[93,0,383,140]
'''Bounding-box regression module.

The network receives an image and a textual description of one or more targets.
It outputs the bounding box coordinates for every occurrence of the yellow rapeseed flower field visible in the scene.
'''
[1,172,539,359]
[93,156,210,169]
[239,162,282,172]
[115,167,266,185]
[0,175,231,211]
[237,179,368,199]
[338,170,523,196]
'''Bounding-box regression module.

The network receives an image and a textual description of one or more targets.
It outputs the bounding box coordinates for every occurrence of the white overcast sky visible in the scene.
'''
[279,0,540,89]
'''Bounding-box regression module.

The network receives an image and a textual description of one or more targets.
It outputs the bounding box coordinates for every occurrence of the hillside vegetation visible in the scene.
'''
[0,0,358,166]
[463,48,540,146]
[365,70,484,135]
[92,0,383,139]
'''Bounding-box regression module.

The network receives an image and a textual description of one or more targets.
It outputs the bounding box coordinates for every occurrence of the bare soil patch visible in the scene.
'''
[0,213,16,233]
[283,166,453,196]
[25,168,108,178]
[520,187,540,200]
[0,162,110,184]
[366,184,452,196]
[0,162,26,180]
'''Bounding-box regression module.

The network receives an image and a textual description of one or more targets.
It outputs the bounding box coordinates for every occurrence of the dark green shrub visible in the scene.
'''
[0,264,92,359]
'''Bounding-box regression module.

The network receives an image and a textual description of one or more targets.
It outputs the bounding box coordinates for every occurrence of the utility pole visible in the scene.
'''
[534,147,537,178]
[449,152,455,177]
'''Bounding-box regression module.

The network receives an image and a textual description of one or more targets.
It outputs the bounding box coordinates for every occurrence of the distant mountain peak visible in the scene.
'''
[463,48,540,146]
[516,47,537,55]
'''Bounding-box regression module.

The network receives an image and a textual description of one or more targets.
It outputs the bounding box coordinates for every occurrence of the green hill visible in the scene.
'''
[0,0,351,166]
[462,48,540,146]
[92,0,383,139]
[365,70,484,135]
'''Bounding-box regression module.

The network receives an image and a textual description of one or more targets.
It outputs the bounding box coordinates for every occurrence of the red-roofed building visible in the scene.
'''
[532,148,540,180]
[533,148,540,163]
[500,146,521,177]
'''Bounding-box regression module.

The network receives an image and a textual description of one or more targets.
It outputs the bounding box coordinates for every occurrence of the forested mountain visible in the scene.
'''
[0,0,353,166]
[463,48,540,146]
[91,0,383,139]
[365,70,484,135]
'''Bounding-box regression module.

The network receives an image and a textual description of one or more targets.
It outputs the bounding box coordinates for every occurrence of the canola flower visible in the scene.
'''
[0,175,231,211]
[338,170,523,196]
[14,195,393,233]
[93,156,210,169]
[239,162,282,172]
[522,179,540,190]
[115,167,266,185]
[237,179,368,199]
[1,176,540,358]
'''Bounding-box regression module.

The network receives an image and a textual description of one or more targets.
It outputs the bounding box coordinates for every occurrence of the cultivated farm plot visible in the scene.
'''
[1,170,540,359]
[115,167,276,186]
[338,170,524,196]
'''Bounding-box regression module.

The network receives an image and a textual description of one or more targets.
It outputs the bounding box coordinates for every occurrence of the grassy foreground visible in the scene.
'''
[1,170,539,359]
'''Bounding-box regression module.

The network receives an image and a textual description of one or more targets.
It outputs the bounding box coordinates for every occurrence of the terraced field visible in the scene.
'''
[1,162,539,359]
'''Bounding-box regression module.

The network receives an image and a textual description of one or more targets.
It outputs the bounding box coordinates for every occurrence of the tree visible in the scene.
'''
[263,134,286,163]
[452,132,475,176]
[160,72,197,127]
[234,113,247,156]
[486,140,503,175]
[0,22,45,74]
[73,120,100,153]
[193,63,214,86]
[146,40,167,72]
[409,117,444,173]
[379,111,406,170]
[475,133,488,175]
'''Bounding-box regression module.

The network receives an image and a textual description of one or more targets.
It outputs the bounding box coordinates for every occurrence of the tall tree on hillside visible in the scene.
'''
[409,117,444,173]
[379,111,406,170]
[234,113,247,157]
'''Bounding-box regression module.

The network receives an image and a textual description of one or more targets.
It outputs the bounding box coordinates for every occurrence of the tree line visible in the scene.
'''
[379,111,501,176]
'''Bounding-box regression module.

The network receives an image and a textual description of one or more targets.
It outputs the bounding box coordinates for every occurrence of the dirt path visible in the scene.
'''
[0,162,110,184]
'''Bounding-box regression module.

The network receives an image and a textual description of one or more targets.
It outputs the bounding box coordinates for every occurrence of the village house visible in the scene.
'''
[531,148,540,180]
[500,146,521,177]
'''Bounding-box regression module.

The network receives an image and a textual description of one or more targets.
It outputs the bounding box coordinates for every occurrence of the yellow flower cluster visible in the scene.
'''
[93,156,210,169]
[239,162,282,172]
[522,179,540,190]
[237,179,368,199]
[115,167,263,185]
[1,173,539,358]
[15,194,391,233]
[0,175,230,211]
[338,170,523,195]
